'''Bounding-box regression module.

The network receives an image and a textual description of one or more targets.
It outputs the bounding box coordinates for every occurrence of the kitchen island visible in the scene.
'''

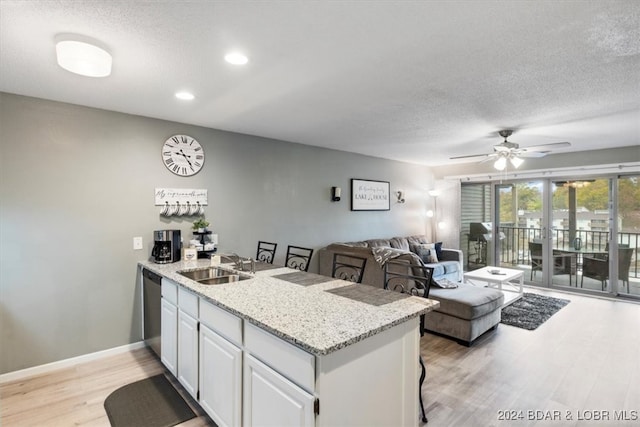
[139,258,439,426]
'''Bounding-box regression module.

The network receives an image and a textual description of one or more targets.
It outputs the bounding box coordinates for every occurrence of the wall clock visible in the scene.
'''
[162,135,204,176]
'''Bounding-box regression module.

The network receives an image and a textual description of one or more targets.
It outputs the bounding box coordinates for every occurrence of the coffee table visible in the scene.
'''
[464,266,524,305]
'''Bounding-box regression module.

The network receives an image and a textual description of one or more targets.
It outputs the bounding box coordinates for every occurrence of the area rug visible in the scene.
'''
[501,293,570,330]
[104,374,195,427]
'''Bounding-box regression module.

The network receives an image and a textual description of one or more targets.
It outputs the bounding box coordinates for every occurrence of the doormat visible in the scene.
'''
[501,293,570,330]
[104,374,196,427]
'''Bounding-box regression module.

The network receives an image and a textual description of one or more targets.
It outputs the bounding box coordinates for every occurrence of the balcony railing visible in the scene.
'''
[497,226,639,279]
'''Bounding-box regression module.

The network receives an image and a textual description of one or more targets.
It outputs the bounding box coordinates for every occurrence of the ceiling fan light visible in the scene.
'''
[494,157,507,171]
[224,52,249,65]
[56,40,112,77]
[510,156,524,168]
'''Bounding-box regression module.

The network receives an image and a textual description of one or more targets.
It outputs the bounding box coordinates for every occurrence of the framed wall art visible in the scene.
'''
[351,179,390,211]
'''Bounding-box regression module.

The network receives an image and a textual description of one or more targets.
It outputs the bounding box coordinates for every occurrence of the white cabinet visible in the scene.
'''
[150,269,422,427]
[177,287,199,399]
[199,324,242,427]
[243,354,315,427]
[160,278,178,376]
[160,298,178,375]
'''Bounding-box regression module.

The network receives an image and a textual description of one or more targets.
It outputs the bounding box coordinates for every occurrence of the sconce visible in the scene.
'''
[396,191,405,204]
[331,186,341,202]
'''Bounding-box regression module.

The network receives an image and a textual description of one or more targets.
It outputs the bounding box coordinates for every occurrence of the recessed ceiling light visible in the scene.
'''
[175,91,195,100]
[55,40,112,77]
[224,52,249,65]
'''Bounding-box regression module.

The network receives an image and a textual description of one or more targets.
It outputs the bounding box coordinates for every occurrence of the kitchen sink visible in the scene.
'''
[178,267,250,285]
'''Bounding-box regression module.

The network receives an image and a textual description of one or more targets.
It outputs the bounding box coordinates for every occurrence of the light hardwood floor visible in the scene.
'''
[1,287,638,427]
[422,287,640,426]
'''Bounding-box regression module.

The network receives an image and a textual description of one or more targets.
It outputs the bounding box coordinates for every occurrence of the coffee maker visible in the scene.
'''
[152,230,181,263]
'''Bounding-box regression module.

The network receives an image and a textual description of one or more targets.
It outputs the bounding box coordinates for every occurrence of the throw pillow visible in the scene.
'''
[410,243,439,263]
[434,242,443,260]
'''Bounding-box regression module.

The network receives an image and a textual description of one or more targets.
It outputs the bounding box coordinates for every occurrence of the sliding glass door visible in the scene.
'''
[616,175,639,297]
[484,175,638,298]
[495,181,545,283]
[550,178,610,292]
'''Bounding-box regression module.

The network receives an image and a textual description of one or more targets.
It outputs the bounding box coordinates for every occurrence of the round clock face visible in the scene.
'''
[162,135,204,176]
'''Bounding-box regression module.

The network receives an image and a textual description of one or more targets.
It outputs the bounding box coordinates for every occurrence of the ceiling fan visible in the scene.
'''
[450,130,571,170]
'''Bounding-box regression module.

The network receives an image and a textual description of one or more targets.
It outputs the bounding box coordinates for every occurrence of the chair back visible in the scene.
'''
[331,253,367,283]
[285,245,314,272]
[618,247,634,281]
[383,258,434,299]
[529,242,543,269]
[256,241,277,264]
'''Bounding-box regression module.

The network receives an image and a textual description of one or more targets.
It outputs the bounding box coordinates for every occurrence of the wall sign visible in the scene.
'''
[351,179,390,211]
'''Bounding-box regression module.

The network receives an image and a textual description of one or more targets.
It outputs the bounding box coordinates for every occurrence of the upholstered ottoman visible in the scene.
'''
[424,282,504,346]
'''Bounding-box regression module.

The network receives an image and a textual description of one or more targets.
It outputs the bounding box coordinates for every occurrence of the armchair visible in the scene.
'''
[581,247,634,292]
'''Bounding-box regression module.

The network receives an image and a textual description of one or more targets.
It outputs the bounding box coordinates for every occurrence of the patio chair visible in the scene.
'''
[529,242,573,286]
[582,247,634,292]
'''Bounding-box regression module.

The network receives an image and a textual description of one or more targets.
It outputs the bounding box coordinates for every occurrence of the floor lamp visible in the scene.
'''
[427,190,439,241]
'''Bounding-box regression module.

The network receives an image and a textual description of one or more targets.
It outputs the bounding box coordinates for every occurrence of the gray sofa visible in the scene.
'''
[318,234,504,345]
[317,235,463,286]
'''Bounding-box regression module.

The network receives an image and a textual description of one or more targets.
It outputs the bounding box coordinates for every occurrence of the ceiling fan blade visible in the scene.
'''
[450,153,490,160]
[479,155,497,164]
[519,151,549,158]
[521,141,571,152]
[493,145,511,152]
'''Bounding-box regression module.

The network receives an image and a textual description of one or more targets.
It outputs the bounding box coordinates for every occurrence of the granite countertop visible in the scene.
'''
[139,259,439,356]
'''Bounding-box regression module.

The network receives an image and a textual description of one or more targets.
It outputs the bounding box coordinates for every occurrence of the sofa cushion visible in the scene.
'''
[424,262,443,277]
[342,241,369,247]
[428,282,504,320]
[366,239,392,248]
[423,260,460,278]
[406,235,429,246]
[325,243,371,255]
[410,243,438,263]
[389,237,410,251]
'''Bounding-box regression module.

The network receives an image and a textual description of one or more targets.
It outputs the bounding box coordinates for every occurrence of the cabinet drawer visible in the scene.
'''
[161,278,178,305]
[199,299,242,347]
[244,322,315,393]
[178,287,199,318]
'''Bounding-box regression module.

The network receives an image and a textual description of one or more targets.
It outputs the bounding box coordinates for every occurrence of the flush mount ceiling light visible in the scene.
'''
[224,52,249,65]
[55,40,112,77]
[175,91,195,100]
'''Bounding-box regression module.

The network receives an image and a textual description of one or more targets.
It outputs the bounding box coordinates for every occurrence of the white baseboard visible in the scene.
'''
[0,341,147,384]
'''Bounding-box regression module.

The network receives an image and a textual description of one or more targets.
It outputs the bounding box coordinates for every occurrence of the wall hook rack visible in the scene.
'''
[155,188,208,217]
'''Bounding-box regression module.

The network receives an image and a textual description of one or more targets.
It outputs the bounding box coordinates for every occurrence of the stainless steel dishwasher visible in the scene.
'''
[142,268,162,358]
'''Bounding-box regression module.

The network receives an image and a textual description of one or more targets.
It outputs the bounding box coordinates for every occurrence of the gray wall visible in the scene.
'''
[0,93,433,374]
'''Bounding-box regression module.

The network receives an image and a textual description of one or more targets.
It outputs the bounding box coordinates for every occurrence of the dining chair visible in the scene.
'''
[383,258,434,424]
[331,253,367,283]
[256,241,277,264]
[285,245,314,272]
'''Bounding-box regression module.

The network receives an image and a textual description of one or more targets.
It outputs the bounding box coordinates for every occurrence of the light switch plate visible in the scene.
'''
[133,236,143,250]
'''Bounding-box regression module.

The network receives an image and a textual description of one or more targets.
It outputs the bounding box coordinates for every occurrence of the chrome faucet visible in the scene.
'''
[215,253,255,274]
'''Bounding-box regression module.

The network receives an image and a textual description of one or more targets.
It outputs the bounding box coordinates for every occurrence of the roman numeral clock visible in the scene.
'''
[162,135,204,176]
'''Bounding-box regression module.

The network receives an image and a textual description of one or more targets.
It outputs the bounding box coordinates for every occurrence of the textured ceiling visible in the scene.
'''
[1,1,639,166]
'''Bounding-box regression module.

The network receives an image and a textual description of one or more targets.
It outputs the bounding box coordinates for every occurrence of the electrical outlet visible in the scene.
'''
[133,236,143,250]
